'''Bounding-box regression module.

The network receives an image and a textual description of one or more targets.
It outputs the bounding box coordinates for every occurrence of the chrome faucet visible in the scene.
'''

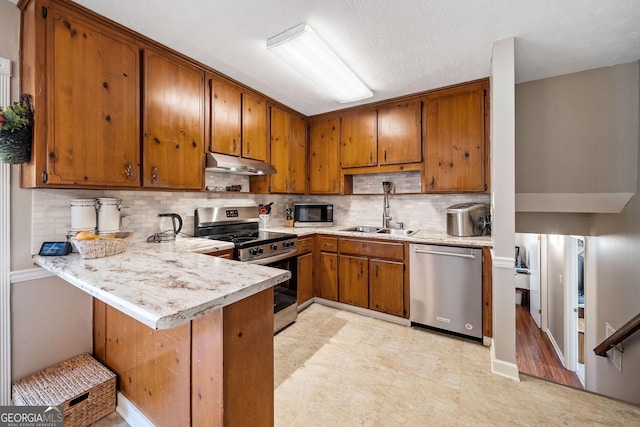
[382,181,392,228]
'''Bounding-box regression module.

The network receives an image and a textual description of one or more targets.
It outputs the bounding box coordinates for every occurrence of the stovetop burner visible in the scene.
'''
[194,206,298,262]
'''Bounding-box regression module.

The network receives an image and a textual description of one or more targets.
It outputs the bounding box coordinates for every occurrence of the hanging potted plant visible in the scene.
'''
[0,93,33,164]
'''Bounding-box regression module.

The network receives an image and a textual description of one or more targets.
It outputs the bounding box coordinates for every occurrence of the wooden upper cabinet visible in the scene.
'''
[143,48,205,190]
[269,106,290,193]
[289,115,307,194]
[309,118,340,194]
[424,82,487,192]
[340,110,377,168]
[268,106,306,194]
[210,77,241,156]
[208,77,267,161]
[378,101,422,165]
[241,90,268,161]
[28,3,141,187]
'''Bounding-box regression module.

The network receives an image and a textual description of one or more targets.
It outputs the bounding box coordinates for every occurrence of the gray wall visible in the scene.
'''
[516,61,639,195]
[586,119,640,404]
[515,61,640,405]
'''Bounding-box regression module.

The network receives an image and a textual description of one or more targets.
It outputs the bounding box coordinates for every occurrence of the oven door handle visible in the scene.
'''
[244,249,298,265]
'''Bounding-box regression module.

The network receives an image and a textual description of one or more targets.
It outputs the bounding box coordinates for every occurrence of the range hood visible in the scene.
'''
[205,153,277,176]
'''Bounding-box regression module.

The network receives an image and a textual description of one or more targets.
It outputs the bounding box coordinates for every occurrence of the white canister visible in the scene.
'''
[70,199,97,231]
[96,198,121,234]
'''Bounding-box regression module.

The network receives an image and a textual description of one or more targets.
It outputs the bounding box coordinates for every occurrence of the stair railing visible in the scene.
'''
[594,313,640,357]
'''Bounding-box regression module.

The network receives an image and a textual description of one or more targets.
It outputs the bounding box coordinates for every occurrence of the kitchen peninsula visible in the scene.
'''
[34,240,291,426]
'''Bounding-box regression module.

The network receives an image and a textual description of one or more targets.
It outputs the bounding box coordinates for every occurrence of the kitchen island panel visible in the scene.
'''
[104,305,191,427]
[192,288,274,426]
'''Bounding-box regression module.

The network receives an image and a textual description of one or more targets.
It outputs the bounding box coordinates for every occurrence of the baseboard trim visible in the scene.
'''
[313,298,411,326]
[116,391,155,427]
[490,339,520,381]
[545,328,566,367]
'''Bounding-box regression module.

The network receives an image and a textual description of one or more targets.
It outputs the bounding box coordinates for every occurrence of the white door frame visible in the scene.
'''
[540,235,549,332]
[0,56,12,405]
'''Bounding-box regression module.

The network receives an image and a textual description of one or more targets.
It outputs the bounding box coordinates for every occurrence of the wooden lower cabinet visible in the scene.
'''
[93,287,274,427]
[334,237,407,317]
[482,247,493,339]
[319,252,338,301]
[203,249,233,259]
[297,251,314,304]
[369,258,404,317]
[338,255,369,309]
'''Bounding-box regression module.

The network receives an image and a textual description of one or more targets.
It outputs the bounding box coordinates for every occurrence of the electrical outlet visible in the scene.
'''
[605,322,622,373]
[559,274,563,284]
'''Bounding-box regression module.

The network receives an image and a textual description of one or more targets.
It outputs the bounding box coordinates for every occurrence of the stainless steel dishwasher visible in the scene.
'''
[409,244,483,340]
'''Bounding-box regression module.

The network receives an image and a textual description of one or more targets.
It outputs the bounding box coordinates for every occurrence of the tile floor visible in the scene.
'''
[274,304,640,426]
[94,303,640,426]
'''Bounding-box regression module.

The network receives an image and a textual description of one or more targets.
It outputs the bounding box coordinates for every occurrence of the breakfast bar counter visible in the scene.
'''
[34,240,290,330]
[34,240,286,426]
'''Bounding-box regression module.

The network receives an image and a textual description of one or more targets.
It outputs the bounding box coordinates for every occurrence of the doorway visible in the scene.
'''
[515,233,585,389]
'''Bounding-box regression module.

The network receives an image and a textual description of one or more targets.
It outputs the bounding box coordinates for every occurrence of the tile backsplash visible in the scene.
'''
[30,178,489,254]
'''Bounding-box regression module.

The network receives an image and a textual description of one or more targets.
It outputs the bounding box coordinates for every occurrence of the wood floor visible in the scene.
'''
[515,304,584,388]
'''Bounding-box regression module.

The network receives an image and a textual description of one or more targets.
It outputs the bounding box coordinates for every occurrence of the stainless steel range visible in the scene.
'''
[194,206,298,333]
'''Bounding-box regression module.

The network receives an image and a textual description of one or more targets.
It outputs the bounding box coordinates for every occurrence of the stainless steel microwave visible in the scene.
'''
[294,203,333,227]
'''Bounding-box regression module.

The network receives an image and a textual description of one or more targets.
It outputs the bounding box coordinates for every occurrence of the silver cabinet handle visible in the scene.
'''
[413,249,476,259]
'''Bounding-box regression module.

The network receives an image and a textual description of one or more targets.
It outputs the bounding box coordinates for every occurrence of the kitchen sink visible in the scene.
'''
[376,228,419,236]
[340,226,382,233]
[340,226,419,236]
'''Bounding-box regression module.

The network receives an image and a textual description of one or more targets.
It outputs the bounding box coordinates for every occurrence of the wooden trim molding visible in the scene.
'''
[10,267,55,283]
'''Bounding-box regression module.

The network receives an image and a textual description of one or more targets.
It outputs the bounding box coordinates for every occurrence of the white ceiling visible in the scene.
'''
[18,0,640,115]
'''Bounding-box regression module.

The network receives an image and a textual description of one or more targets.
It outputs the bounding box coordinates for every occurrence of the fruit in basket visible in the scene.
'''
[75,231,100,240]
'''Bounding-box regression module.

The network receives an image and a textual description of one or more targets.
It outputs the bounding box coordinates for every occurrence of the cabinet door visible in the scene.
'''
[143,49,204,189]
[319,253,338,301]
[340,110,377,168]
[297,252,314,305]
[269,106,291,193]
[210,77,241,156]
[289,116,307,194]
[378,101,422,165]
[338,255,369,309]
[47,6,140,186]
[309,118,340,194]
[425,84,486,192]
[241,90,268,161]
[369,259,404,317]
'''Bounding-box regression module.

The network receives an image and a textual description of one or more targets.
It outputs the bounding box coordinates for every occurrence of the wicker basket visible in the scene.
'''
[12,353,116,427]
[0,94,33,164]
[72,231,133,259]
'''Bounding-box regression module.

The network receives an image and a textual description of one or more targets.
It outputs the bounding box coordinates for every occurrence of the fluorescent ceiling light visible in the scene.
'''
[267,23,373,104]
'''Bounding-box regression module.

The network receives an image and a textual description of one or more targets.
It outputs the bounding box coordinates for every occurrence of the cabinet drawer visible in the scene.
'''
[319,236,338,252]
[203,249,233,259]
[297,237,313,254]
[367,241,404,261]
[339,238,404,261]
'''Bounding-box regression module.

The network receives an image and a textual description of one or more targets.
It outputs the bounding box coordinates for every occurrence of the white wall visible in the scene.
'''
[546,235,565,358]
[489,37,518,379]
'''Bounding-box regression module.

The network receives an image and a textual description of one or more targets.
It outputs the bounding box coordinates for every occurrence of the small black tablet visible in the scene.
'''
[39,241,73,256]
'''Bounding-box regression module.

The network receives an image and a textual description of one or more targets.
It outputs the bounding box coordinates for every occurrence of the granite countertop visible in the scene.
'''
[266,225,493,247]
[34,237,290,330]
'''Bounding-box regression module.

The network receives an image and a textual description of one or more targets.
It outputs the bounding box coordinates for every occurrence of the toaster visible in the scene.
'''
[446,203,490,237]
